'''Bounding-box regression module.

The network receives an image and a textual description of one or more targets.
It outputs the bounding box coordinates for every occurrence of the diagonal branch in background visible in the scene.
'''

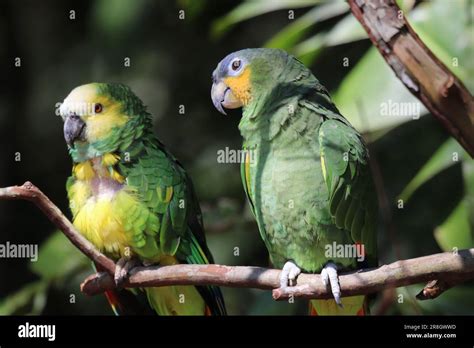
[348,0,474,157]
[1,182,473,300]
[0,182,116,274]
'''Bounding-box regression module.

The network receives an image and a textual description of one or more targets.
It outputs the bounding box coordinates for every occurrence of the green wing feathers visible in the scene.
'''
[119,136,226,314]
[318,118,377,266]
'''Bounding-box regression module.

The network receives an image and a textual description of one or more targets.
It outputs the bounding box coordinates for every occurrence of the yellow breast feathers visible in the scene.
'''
[69,154,138,257]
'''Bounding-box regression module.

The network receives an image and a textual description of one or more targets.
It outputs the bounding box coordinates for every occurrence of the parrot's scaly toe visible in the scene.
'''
[280,261,301,288]
[114,257,140,287]
[321,262,343,307]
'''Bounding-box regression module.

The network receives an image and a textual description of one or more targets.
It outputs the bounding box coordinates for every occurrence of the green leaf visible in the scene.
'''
[211,0,321,39]
[396,0,416,12]
[294,13,367,59]
[333,47,427,134]
[30,231,88,280]
[293,32,326,66]
[265,2,349,50]
[322,13,367,46]
[462,159,474,234]
[333,0,472,134]
[92,0,149,38]
[177,0,207,19]
[408,0,473,91]
[0,280,48,315]
[399,138,466,202]
[434,199,473,252]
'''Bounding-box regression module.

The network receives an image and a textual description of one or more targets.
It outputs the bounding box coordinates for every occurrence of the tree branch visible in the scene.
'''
[79,249,474,300]
[348,0,474,157]
[0,182,116,274]
[1,182,473,301]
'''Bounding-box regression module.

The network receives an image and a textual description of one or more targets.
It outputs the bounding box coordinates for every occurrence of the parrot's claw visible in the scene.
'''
[114,257,140,287]
[280,261,301,288]
[321,262,343,307]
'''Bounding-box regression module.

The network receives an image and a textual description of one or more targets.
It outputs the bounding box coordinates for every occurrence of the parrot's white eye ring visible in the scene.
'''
[94,103,103,114]
[231,59,242,71]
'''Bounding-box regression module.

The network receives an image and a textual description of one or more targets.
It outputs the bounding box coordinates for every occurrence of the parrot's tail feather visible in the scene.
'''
[309,303,318,316]
[104,290,121,316]
[356,306,366,316]
[309,295,368,316]
[94,262,155,315]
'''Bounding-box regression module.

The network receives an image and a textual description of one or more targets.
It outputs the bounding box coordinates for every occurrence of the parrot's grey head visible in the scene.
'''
[211,48,298,115]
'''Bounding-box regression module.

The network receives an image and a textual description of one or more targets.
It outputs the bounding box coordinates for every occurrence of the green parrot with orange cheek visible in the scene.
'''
[61,82,226,316]
[211,48,378,315]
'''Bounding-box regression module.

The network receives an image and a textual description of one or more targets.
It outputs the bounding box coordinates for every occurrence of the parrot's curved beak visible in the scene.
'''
[211,80,242,115]
[64,114,86,147]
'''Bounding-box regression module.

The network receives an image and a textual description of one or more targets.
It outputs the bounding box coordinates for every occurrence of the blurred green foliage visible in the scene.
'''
[0,0,472,315]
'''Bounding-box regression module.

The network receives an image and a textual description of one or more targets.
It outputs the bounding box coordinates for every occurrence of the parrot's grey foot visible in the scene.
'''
[280,261,301,288]
[114,257,140,287]
[321,262,343,307]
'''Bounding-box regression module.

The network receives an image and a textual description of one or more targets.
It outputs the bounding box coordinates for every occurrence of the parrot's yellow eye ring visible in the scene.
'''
[94,103,103,114]
[231,59,241,71]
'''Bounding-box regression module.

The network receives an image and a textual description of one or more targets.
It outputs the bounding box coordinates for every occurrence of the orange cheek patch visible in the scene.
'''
[224,67,252,106]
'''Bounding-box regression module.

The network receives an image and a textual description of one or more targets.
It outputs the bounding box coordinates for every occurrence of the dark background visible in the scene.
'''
[0,0,472,315]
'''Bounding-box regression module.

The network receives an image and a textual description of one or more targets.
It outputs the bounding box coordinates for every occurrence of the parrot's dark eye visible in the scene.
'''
[94,103,103,114]
[231,59,241,71]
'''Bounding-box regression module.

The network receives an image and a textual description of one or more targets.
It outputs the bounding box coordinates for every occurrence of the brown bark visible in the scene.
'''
[348,0,474,157]
[79,248,474,301]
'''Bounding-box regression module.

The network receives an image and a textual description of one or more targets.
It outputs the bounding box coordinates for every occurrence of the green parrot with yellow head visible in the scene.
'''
[60,82,226,316]
[211,48,378,315]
